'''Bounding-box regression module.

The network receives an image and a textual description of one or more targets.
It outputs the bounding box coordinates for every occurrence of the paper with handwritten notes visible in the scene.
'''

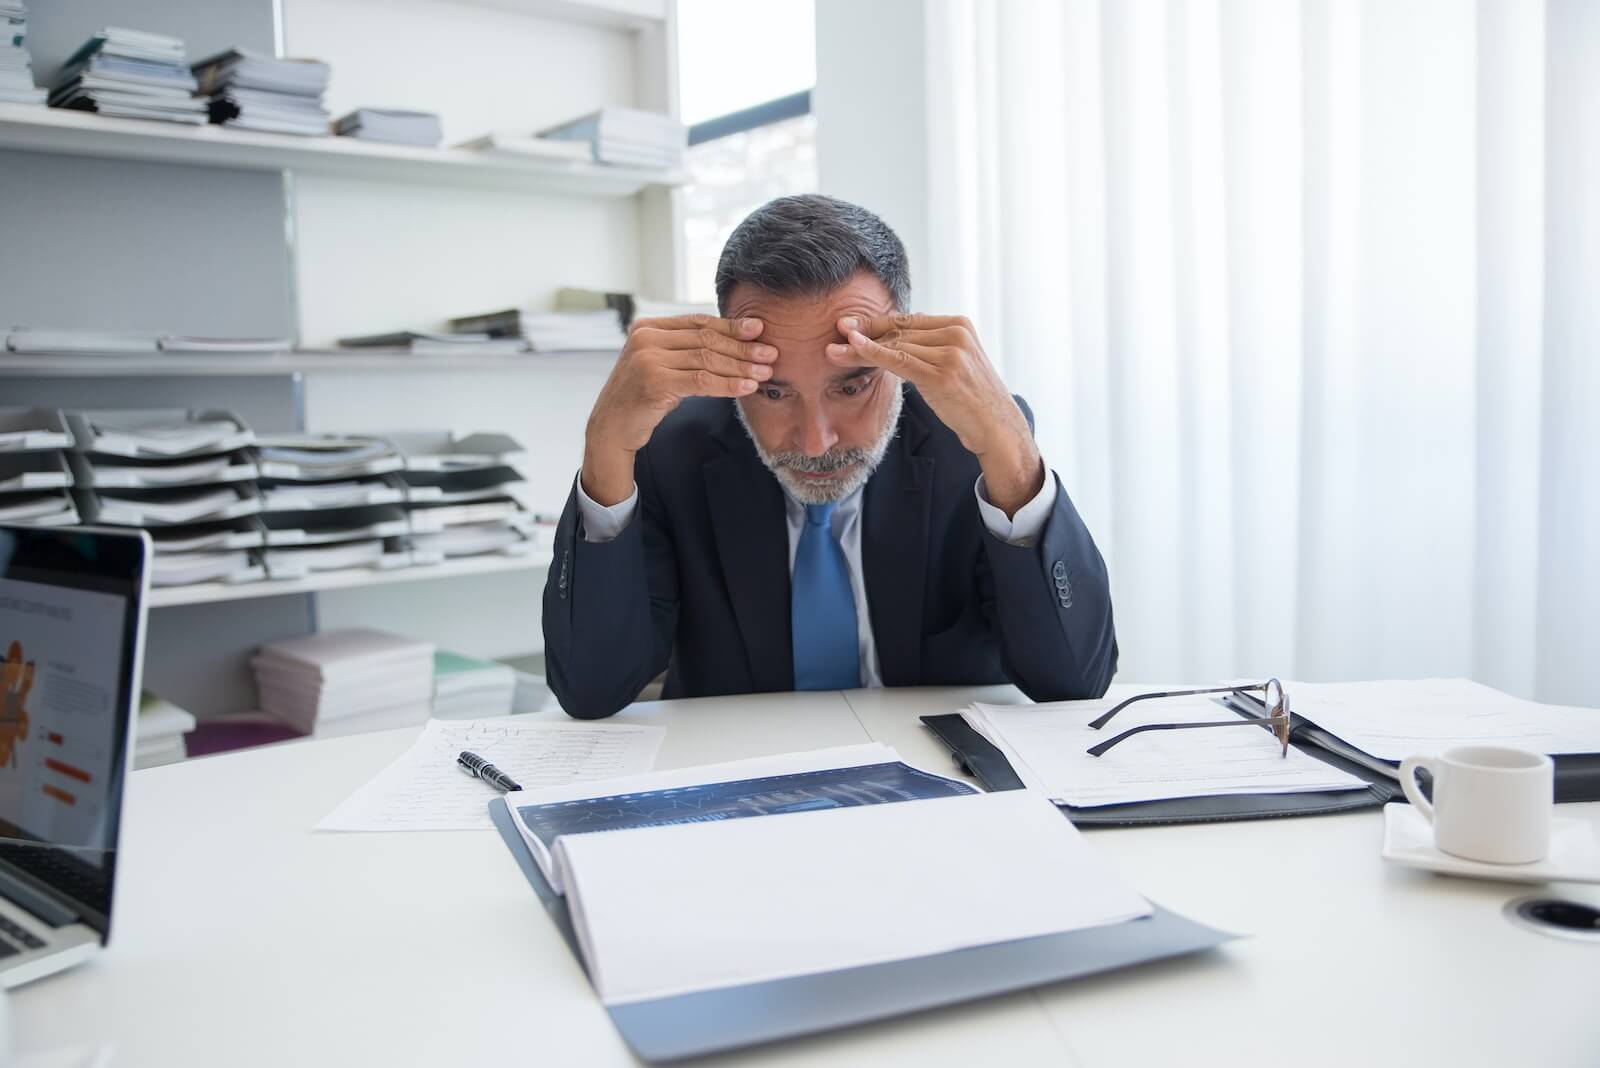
[316,718,666,832]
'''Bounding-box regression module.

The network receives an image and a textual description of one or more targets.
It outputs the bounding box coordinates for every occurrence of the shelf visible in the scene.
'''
[0,105,688,195]
[444,0,668,29]
[149,549,553,607]
[0,349,617,377]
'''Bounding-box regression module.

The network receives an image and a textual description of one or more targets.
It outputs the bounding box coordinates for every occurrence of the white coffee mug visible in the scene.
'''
[1399,745,1553,864]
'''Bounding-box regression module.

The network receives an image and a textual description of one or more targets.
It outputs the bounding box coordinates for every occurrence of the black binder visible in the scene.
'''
[923,698,1600,828]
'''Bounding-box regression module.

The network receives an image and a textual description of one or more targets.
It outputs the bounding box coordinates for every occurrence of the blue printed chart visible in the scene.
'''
[512,762,977,850]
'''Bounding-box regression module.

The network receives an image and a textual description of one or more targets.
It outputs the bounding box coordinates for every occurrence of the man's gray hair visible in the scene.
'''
[715,194,911,314]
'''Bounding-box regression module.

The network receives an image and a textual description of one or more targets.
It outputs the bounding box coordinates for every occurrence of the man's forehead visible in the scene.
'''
[723,274,894,341]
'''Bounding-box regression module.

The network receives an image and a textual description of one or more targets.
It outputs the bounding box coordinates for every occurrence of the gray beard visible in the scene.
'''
[734,381,905,505]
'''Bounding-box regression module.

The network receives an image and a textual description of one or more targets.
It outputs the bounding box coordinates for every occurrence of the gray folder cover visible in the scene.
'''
[489,797,1236,1063]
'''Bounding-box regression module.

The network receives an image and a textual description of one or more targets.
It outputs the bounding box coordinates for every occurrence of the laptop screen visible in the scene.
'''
[0,528,147,939]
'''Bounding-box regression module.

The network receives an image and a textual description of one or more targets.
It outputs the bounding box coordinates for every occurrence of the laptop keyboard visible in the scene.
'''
[0,914,46,957]
[0,845,112,918]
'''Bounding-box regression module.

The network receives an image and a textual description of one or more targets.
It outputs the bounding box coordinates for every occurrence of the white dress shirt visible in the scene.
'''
[574,466,1058,688]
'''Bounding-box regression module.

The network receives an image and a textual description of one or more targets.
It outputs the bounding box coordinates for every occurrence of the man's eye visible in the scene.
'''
[760,387,784,401]
[840,384,860,397]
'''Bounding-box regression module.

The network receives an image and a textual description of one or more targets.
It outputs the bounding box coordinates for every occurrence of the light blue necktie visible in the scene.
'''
[791,502,860,690]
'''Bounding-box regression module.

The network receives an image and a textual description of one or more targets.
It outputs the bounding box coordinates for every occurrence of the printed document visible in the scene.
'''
[967,697,1367,807]
[316,718,665,832]
[556,788,1152,1005]
[1288,678,1600,761]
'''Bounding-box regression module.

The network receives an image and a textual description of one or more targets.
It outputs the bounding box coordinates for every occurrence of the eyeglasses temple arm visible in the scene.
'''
[1087,684,1266,730]
[1085,717,1284,757]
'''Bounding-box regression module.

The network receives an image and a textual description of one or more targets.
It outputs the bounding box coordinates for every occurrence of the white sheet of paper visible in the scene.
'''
[1288,678,1600,760]
[557,788,1152,1005]
[316,718,666,832]
[968,697,1367,807]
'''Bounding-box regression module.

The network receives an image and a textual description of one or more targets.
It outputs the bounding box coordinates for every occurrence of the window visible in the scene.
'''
[676,0,817,304]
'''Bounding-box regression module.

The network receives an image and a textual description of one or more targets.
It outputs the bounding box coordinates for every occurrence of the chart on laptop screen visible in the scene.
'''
[0,577,128,863]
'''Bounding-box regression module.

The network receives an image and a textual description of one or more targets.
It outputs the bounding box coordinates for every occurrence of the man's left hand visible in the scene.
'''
[827,313,1044,516]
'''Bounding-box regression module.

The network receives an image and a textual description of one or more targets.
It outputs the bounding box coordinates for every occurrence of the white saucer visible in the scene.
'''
[1381,803,1600,884]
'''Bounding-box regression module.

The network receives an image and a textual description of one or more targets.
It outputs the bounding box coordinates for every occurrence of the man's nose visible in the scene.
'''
[795,403,839,457]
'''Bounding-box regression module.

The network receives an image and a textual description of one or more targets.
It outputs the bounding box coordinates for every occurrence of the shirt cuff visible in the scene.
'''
[973,464,1057,547]
[575,474,639,543]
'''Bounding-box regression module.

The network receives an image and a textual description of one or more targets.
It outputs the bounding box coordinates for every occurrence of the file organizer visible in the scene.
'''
[489,798,1233,1063]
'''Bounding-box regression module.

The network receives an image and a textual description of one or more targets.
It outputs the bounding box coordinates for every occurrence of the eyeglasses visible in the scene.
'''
[1084,679,1292,758]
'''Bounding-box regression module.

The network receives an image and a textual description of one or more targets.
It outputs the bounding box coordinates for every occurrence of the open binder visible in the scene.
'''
[489,797,1232,1062]
[924,691,1600,828]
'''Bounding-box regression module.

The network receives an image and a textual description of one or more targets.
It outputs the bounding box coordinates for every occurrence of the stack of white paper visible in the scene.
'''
[432,650,517,718]
[260,538,394,579]
[71,451,258,489]
[0,452,70,493]
[0,490,77,525]
[192,49,330,135]
[147,518,263,554]
[135,692,197,769]
[549,784,1150,1005]
[253,629,436,737]
[965,695,1367,807]
[0,409,72,453]
[87,485,258,526]
[72,411,253,459]
[48,27,206,124]
[150,548,263,587]
[0,1,43,105]
[157,335,291,353]
[255,435,403,480]
[536,107,687,170]
[335,108,442,146]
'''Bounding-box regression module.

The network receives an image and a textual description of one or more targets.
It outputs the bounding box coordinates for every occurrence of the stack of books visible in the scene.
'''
[536,106,687,170]
[49,27,205,124]
[192,49,331,136]
[0,1,42,105]
[334,108,441,146]
[134,692,196,769]
[253,629,436,738]
[432,650,516,719]
[448,307,627,353]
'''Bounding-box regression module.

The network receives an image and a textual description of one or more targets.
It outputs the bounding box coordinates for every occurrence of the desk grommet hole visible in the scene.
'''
[1502,896,1600,942]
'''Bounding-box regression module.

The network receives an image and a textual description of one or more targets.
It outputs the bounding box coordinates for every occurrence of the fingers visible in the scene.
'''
[666,347,774,382]
[824,329,941,383]
[634,313,764,342]
[839,312,972,340]
[662,367,761,398]
[642,325,778,363]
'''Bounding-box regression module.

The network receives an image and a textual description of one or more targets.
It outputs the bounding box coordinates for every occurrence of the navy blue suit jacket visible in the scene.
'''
[542,388,1118,718]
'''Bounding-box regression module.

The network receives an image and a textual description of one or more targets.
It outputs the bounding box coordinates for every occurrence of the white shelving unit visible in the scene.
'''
[148,550,554,607]
[0,104,687,195]
[0,349,615,376]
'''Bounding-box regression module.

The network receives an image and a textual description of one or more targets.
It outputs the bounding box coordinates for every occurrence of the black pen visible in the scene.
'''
[457,750,523,792]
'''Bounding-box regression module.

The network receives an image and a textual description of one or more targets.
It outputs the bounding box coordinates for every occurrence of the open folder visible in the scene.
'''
[489,745,1233,1062]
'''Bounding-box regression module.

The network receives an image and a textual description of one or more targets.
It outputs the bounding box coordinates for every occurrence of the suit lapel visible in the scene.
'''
[863,397,933,687]
[703,413,794,692]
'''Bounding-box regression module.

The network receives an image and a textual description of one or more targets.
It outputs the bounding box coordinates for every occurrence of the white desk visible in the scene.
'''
[14,686,1600,1067]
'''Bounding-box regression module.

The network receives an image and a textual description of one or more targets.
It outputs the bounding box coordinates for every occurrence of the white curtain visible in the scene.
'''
[920,0,1599,705]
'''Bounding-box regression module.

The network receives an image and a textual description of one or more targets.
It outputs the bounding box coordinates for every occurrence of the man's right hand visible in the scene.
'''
[580,314,776,506]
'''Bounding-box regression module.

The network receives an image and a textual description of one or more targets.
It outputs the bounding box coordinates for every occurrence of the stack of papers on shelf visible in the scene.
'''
[82,484,259,526]
[158,335,292,353]
[150,548,263,588]
[254,629,436,737]
[432,650,516,719]
[0,452,70,493]
[135,692,197,769]
[398,465,524,504]
[70,409,253,458]
[388,432,524,472]
[335,107,441,146]
[555,288,716,329]
[259,479,404,511]
[536,106,687,170]
[0,1,43,105]
[70,450,257,489]
[6,328,158,355]
[410,520,529,558]
[454,131,592,162]
[337,330,527,355]
[447,307,626,352]
[0,490,77,525]
[192,49,330,136]
[0,409,72,452]
[49,27,206,124]
[963,697,1367,807]
[260,504,409,545]
[146,517,262,554]
[261,538,394,579]
[254,434,403,480]
[502,744,1150,1005]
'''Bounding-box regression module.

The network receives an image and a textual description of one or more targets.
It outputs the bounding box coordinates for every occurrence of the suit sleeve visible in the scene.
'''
[976,396,1118,700]
[541,451,679,719]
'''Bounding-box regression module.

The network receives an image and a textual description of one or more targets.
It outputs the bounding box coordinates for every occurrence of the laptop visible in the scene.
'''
[0,525,150,988]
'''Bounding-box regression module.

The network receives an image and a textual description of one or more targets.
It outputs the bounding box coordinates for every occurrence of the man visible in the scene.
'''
[544,194,1116,718]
